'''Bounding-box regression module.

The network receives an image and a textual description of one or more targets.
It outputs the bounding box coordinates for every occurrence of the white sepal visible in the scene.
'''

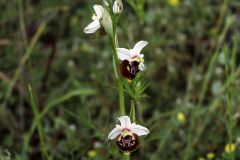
[133,41,148,55]
[84,20,101,34]
[131,124,150,136]
[117,48,131,61]
[108,125,122,140]
[93,4,104,18]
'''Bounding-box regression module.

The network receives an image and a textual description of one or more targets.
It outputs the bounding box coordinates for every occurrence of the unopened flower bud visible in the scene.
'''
[113,0,123,14]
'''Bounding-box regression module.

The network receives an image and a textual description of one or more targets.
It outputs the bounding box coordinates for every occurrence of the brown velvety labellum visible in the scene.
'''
[118,60,140,80]
[116,133,140,153]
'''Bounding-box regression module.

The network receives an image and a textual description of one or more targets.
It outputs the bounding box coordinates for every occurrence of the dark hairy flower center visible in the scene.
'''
[116,133,140,153]
[118,60,140,80]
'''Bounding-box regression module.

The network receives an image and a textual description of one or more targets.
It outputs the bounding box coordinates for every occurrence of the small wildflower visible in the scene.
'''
[69,124,76,131]
[113,0,123,14]
[67,59,75,68]
[87,150,97,158]
[84,5,104,34]
[168,0,180,6]
[224,143,236,153]
[117,41,148,80]
[177,112,186,124]
[206,152,215,159]
[108,116,149,153]
[93,141,102,148]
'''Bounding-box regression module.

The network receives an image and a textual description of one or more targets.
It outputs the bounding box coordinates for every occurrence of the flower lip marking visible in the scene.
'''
[116,132,139,153]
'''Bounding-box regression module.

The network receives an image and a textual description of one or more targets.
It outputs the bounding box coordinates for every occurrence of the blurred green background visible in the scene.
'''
[0,0,240,159]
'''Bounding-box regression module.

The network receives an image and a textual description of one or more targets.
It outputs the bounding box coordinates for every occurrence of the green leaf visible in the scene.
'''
[42,88,96,117]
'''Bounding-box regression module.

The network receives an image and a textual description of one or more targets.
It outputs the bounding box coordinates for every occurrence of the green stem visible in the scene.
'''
[118,79,125,115]
[109,6,127,159]
[110,14,125,116]
[28,85,50,160]
[123,153,130,160]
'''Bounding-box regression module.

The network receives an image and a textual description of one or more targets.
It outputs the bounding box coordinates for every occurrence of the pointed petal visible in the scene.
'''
[117,48,131,61]
[118,116,131,128]
[133,41,148,54]
[108,126,122,140]
[84,20,101,34]
[93,4,104,18]
[131,124,149,136]
[139,62,145,71]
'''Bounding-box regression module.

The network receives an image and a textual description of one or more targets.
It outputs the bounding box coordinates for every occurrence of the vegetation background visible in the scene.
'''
[0,0,240,159]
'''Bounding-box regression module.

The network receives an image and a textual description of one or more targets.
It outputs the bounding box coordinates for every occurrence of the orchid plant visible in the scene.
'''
[84,0,149,159]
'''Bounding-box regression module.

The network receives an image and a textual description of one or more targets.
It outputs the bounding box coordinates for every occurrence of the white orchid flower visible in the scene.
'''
[84,5,104,34]
[117,41,148,71]
[108,116,149,140]
[113,0,123,14]
[108,116,149,152]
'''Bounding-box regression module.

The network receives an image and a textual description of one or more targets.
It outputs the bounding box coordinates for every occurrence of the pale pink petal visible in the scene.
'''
[123,116,131,127]
[118,116,132,128]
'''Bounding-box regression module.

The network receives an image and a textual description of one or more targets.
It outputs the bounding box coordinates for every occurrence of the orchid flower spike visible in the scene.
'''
[113,0,123,14]
[108,116,149,153]
[84,5,104,34]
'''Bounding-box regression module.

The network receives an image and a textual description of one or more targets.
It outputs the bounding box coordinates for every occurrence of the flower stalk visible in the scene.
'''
[111,35,126,115]
[123,153,130,160]
[109,8,125,116]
